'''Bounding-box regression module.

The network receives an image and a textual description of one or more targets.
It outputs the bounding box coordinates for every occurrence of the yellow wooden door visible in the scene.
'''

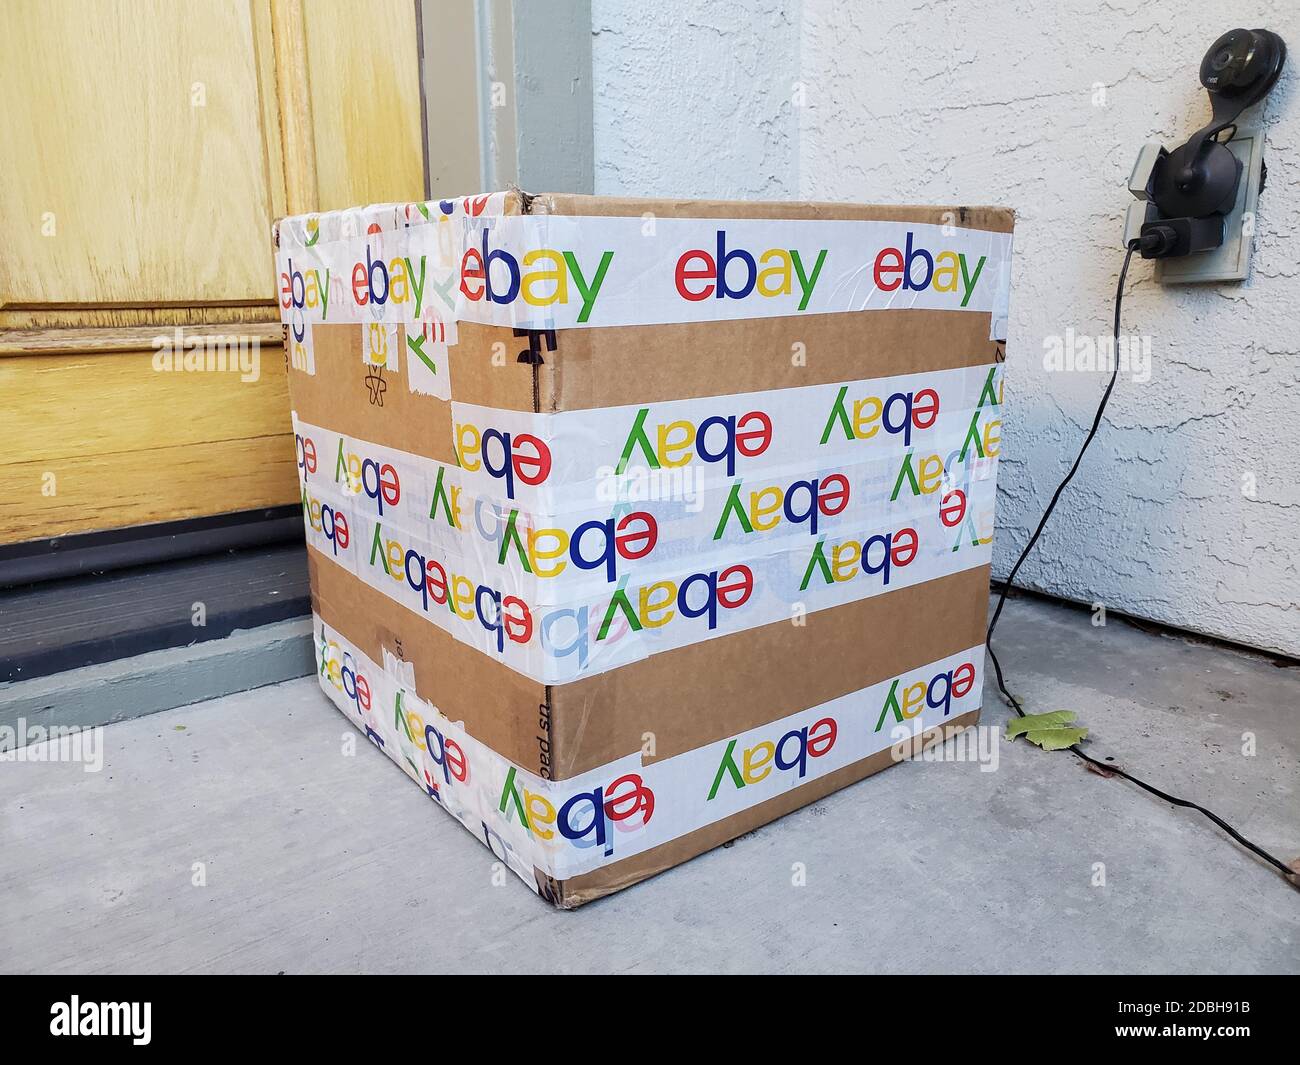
[0,0,426,545]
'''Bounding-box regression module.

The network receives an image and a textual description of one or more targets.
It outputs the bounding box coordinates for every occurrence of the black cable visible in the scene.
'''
[985,242,1296,885]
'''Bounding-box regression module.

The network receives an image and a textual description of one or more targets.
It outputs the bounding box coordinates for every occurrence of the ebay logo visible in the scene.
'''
[348,246,430,316]
[499,767,654,858]
[597,564,754,640]
[295,432,318,479]
[318,636,371,718]
[453,418,552,500]
[540,563,754,669]
[873,232,987,308]
[800,527,919,590]
[459,229,613,323]
[874,661,977,732]
[708,717,837,800]
[424,723,469,789]
[497,509,658,582]
[368,522,534,653]
[616,406,772,478]
[279,258,333,343]
[820,383,940,448]
[301,485,350,556]
[334,440,400,516]
[674,231,827,310]
[713,473,850,540]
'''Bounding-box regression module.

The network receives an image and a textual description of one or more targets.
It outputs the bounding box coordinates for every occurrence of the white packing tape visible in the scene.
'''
[315,615,985,886]
[295,363,1003,683]
[278,205,1013,333]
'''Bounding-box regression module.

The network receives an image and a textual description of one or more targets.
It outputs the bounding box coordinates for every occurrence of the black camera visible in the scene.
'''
[1138,28,1286,259]
[1200,28,1286,100]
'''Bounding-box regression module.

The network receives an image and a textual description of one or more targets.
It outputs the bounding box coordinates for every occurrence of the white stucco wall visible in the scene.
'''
[592,0,1300,657]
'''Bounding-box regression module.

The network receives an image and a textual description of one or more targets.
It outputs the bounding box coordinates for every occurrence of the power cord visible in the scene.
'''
[985,241,1297,887]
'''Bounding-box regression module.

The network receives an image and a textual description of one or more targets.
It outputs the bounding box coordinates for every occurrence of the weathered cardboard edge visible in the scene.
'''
[553,706,983,909]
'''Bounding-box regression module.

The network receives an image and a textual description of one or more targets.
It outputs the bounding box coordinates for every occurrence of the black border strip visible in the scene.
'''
[0,506,304,589]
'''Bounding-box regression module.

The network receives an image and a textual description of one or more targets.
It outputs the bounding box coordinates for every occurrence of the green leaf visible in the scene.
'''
[1026,726,1088,751]
[1005,710,1077,740]
[1005,710,1088,751]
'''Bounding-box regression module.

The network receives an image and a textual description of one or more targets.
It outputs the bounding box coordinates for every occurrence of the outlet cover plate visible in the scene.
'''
[1156,105,1267,284]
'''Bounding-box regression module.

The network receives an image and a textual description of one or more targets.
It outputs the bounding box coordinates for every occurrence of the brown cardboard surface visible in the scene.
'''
[547,310,1001,412]
[550,565,991,779]
[532,192,1014,234]
[283,193,1011,906]
[290,323,540,461]
[555,708,981,908]
[309,546,552,777]
[310,535,989,782]
[292,315,1000,448]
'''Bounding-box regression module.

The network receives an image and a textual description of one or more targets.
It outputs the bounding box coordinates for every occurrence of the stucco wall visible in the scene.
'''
[592,0,800,198]
[592,0,1300,656]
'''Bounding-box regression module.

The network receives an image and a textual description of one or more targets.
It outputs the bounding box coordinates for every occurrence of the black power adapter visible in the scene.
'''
[1137,28,1286,260]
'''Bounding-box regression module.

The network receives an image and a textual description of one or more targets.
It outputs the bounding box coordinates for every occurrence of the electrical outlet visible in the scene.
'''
[1156,102,1267,284]
[1124,101,1270,283]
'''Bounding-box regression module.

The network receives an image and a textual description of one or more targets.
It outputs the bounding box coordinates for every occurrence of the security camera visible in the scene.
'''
[1200,28,1286,101]
[1132,28,1286,260]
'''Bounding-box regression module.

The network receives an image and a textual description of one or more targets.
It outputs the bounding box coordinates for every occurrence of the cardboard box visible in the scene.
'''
[274,192,1014,907]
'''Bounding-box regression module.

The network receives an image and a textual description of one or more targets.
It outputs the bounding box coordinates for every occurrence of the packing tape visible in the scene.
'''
[295,361,1001,514]
[296,429,997,602]
[355,320,452,397]
[294,363,1002,682]
[278,195,503,375]
[316,615,985,886]
[277,199,1013,334]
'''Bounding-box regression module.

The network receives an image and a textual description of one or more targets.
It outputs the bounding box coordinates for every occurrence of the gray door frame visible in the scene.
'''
[419,0,595,196]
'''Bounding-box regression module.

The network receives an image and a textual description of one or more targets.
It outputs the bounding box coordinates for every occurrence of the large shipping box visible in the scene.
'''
[274,192,1014,907]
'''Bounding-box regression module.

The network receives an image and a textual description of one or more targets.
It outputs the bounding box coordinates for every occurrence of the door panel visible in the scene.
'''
[0,0,432,548]
[0,0,282,308]
[0,436,299,544]
[0,349,298,541]
[0,348,293,468]
[303,0,426,211]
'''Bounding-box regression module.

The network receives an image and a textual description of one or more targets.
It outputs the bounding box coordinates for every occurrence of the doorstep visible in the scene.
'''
[0,545,315,743]
[0,617,314,744]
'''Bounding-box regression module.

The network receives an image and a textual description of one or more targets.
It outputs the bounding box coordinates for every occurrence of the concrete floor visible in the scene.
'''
[2,594,1297,974]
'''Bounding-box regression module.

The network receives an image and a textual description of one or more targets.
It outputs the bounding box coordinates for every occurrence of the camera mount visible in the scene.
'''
[1124,28,1286,274]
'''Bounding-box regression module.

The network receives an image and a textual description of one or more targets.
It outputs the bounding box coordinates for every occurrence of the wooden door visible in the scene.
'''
[0,0,427,547]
